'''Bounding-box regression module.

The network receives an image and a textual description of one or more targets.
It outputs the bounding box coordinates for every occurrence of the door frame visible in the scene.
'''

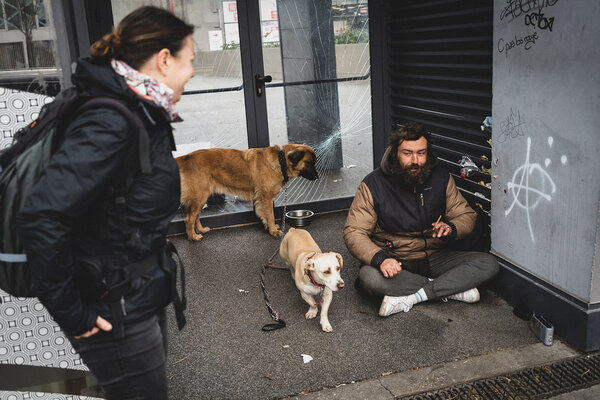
[237,0,271,149]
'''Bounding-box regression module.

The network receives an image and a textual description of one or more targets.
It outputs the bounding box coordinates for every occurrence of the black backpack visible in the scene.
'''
[0,86,151,297]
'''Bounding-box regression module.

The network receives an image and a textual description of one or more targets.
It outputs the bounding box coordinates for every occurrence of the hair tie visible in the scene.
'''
[110,29,122,49]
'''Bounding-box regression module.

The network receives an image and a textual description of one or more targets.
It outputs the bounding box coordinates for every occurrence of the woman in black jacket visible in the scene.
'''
[16,6,194,399]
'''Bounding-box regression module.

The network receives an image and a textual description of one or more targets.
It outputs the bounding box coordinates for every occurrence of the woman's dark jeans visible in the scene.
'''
[67,309,168,400]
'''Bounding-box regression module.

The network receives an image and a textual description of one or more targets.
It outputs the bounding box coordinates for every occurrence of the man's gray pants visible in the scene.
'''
[358,249,499,300]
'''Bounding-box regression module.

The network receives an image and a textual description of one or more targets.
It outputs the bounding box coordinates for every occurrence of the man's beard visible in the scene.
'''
[389,157,434,186]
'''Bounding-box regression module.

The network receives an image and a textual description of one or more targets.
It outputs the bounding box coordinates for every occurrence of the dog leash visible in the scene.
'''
[261,185,289,332]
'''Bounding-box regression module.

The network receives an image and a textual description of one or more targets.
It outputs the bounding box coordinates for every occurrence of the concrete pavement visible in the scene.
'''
[164,210,598,399]
[283,341,584,399]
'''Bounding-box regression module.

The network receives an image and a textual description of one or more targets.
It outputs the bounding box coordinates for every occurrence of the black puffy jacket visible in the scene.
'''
[15,57,181,336]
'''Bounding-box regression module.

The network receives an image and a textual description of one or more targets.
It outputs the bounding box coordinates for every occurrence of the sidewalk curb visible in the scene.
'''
[285,340,581,399]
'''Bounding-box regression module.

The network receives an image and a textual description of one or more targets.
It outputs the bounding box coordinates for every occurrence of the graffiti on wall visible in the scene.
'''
[500,0,559,23]
[497,0,559,58]
[498,107,527,143]
[505,134,567,242]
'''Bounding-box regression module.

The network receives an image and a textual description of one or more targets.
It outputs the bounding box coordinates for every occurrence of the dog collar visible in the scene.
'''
[306,252,320,262]
[307,270,325,288]
[306,252,325,287]
[278,150,289,184]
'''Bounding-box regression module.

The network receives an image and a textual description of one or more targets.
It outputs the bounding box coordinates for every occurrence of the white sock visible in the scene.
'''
[409,288,428,304]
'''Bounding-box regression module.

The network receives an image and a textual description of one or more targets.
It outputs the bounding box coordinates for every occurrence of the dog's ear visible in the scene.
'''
[287,149,305,167]
[335,253,343,269]
[304,259,315,275]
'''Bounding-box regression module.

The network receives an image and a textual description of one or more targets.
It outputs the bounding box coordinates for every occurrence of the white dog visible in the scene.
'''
[279,228,344,332]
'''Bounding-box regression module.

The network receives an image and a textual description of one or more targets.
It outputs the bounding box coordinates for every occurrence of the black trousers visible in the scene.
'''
[66,309,168,400]
[358,249,499,299]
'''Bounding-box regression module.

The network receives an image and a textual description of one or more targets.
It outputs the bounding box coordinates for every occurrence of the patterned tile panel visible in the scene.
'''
[1,87,88,379]
[1,87,92,398]
[0,87,53,150]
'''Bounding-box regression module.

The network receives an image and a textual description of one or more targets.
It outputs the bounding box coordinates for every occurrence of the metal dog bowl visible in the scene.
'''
[285,209,314,227]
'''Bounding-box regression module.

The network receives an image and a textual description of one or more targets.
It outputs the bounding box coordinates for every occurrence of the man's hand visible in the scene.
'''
[75,316,112,339]
[380,258,402,278]
[432,221,452,238]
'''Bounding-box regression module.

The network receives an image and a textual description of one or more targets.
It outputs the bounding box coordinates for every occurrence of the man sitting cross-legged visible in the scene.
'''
[343,122,498,317]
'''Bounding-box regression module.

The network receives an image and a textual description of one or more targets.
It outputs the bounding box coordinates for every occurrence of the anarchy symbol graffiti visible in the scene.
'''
[505,137,557,243]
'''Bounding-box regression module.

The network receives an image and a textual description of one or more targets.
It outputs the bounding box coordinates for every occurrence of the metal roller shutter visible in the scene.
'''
[387,0,493,211]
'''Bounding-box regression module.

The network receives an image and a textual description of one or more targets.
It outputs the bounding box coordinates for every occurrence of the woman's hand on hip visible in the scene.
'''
[75,316,113,339]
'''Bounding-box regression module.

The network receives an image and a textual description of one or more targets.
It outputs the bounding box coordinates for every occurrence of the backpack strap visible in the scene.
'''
[161,241,187,330]
[0,253,28,263]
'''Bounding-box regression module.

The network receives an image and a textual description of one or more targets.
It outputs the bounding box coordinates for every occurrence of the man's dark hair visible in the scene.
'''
[389,122,436,163]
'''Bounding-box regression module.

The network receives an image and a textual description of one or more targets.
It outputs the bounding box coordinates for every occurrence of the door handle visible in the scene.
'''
[255,74,272,97]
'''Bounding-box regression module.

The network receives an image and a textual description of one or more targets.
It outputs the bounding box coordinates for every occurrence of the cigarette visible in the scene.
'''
[433,215,442,230]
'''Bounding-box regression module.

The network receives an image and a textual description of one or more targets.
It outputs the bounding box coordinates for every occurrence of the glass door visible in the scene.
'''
[111,0,373,227]
[112,1,253,220]
[0,0,59,151]
[262,0,373,207]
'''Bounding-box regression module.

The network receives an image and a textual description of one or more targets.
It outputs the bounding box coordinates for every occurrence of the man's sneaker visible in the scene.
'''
[447,288,480,303]
[378,295,414,317]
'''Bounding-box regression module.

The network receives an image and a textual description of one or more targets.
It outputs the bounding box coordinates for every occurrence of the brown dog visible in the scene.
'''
[176,144,318,241]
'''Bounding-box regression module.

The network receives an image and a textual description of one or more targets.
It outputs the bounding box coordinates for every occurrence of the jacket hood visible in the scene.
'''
[71,57,173,123]
[72,57,131,98]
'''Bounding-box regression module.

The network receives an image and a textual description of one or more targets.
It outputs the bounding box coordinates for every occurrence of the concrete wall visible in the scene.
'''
[491,0,600,302]
[110,2,367,79]
[111,0,220,54]
[202,43,369,79]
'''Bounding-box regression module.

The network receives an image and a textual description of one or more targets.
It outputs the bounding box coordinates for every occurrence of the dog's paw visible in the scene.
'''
[320,320,333,332]
[305,307,318,319]
[194,223,210,234]
[187,232,203,241]
[269,228,283,238]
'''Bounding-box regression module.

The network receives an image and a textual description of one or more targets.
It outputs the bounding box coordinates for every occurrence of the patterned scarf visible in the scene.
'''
[111,59,179,121]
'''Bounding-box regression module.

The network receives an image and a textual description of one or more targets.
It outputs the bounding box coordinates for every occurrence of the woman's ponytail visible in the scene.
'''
[89,7,194,70]
[90,28,123,60]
